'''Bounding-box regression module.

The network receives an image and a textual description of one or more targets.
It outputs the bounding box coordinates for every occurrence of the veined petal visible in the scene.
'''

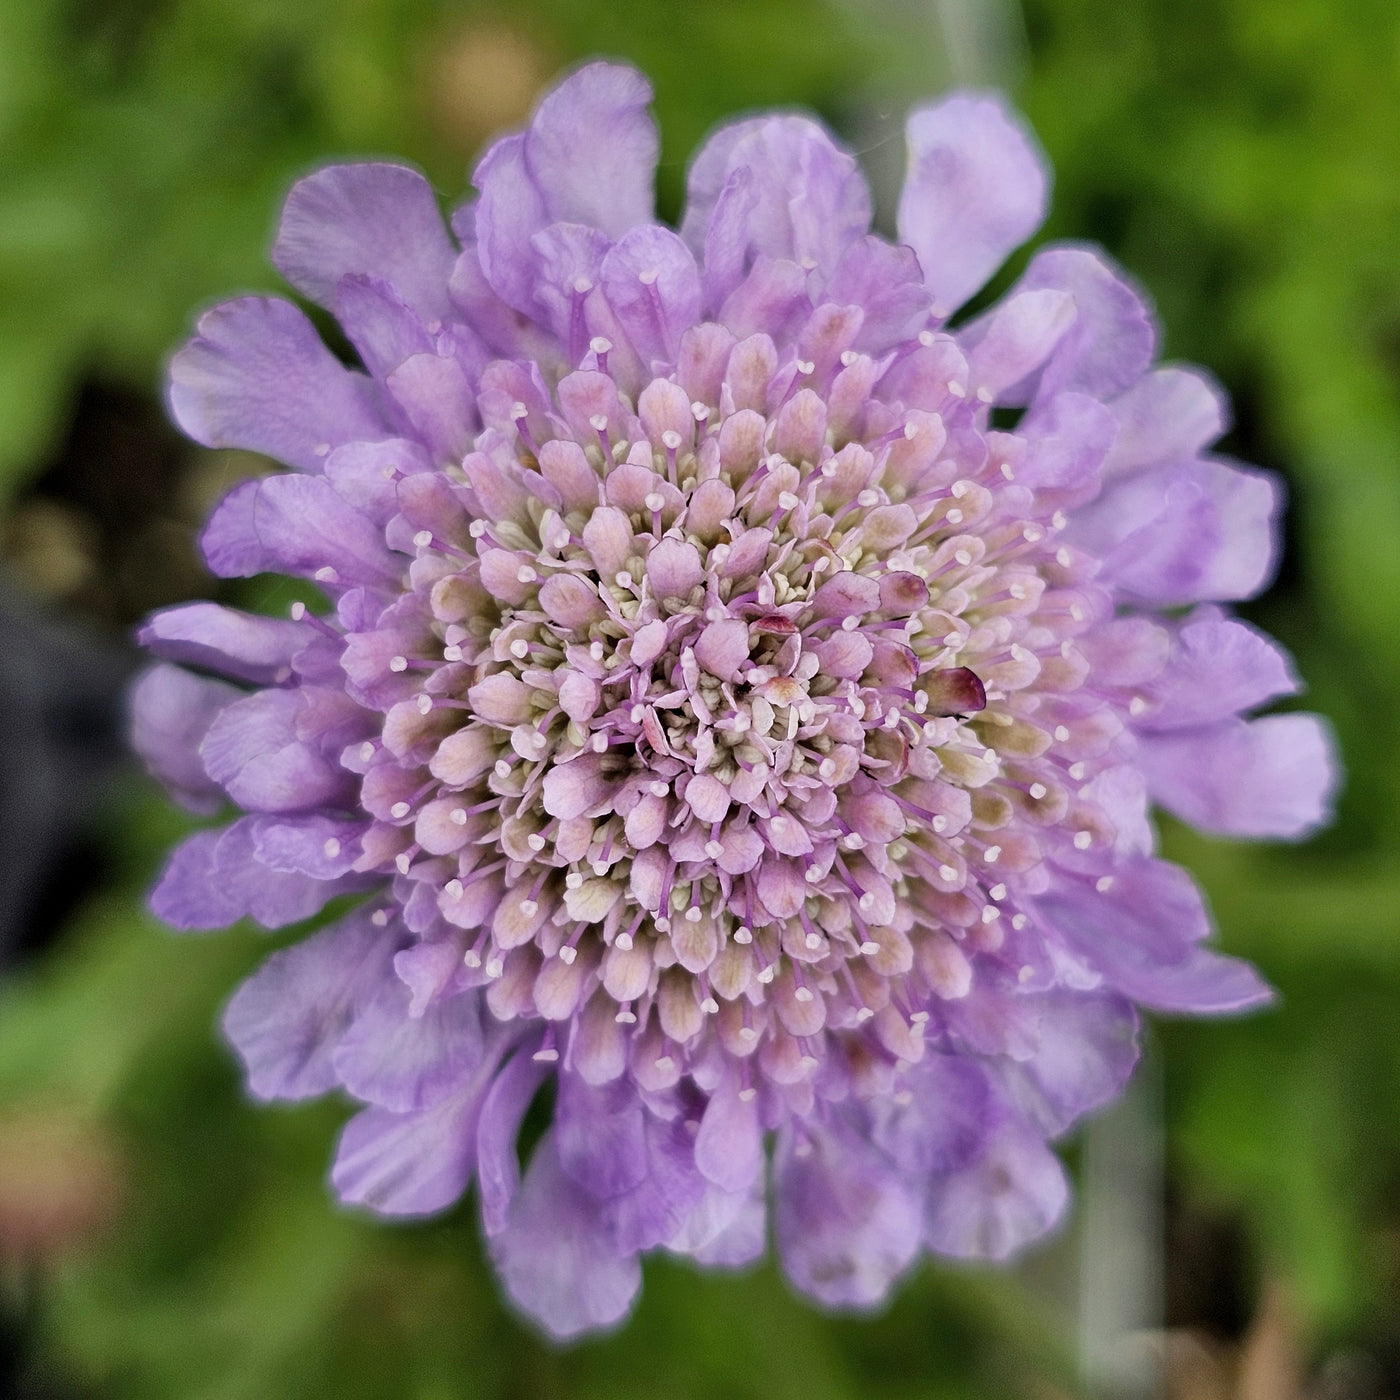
[1141,712,1339,839]
[169,297,388,471]
[898,92,1049,317]
[273,163,456,322]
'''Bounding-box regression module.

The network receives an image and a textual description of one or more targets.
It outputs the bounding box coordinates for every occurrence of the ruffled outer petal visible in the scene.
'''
[129,663,239,813]
[923,1115,1069,1260]
[138,603,310,686]
[168,297,388,471]
[1037,857,1274,1014]
[774,1123,922,1309]
[898,92,1048,317]
[683,115,871,306]
[273,164,457,322]
[1140,713,1339,840]
[222,907,394,1098]
[522,62,658,238]
[150,817,358,931]
[491,1129,642,1340]
[331,1068,492,1217]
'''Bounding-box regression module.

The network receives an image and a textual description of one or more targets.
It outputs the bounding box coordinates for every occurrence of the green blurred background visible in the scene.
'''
[0,0,1397,1395]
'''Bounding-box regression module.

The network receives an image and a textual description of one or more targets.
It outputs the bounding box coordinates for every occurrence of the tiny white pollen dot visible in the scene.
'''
[1029,783,1048,801]
[1054,725,1071,742]
[990,883,1007,901]
[1057,547,1073,568]
[358,741,375,762]
[413,529,433,549]
[684,907,702,923]
[938,864,958,882]
[370,910,389,927]
[805,932,822,950]
[1011,914,1028,930]
[445,879,464,899]
[734,926,753,945]
[290,601,307,620]
[705,840,724,858]
[1069,762,1087,781]
[520,899,538,917]
[450,808,468,825]
[494,759,512,779]
[982,905,1001,924]
[616,932,634,951]
[794,987,814,1003]
[416,694,433,715]
[1074,830,1093,850]
[589,414,609,433]
[1096,876,1115,892]
[390,801,410,819]
[661,430,682,450]
[463,950,481,968]
[322,838,341,859]
[985,845,1001,863]
[565,872,584,889]
[948,380,965,397]
[389,655,408,672]
[860,940,880,956]
[395,853,412,874]
[559,946,577,965]
[486,958,504,979]
[589,336,612,355]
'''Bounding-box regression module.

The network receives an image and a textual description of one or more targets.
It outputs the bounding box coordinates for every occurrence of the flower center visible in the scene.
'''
[359,350,1117,1086]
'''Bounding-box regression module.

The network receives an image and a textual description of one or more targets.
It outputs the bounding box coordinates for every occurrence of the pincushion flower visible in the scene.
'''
[133,62,1337,1337]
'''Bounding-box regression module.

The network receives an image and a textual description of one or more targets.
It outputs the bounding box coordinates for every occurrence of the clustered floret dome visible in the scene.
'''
[132,62,1337,1337]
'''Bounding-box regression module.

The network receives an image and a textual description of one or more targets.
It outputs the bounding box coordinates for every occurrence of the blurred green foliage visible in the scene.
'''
[0,0,1398,1394]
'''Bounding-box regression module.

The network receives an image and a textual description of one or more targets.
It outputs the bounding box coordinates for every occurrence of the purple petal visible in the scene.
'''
[129,663,239,813]
[1038,857,1275,1013]
[555,1075,649,1200]
[997,991,1140,1137]
[683,115,871,306]
[1141,712,1339,840]
[492,1129,642,1340]
[824,236,934,353]
[1104,366,1228,477]
[222,906,394,1098]
[964,288,1077,400]
[694,1082,763,1194]
[332,979,485,1113]
[273,163,456,322]
[775,1122,922,1310]
[332,1078,487,1217]
[601,224,702,365]
[384,353,476,464]
[139,603,309,686]
[169,297,387,472]
[150,817,350,931]
[1140,607,1299,729]
[601,1114,706,1254]
[200,687,347,812]
[923,1115,1069,1260]
[1076,458,1281,605]
[477,1045,550,1237]
[870,1054,991,1174]
[251,474,401,587]
[471,134,550,316]
[1010,245,1156,404]
[249,814,364,879]
[332,274,436,381]
[1015,391,1118,509]
[524,62,657,237]
[898,92,1048,317]
[677,1181,766,1269]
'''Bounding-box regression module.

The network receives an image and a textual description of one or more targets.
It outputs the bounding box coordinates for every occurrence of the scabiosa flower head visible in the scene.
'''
[134,62,1338,1337]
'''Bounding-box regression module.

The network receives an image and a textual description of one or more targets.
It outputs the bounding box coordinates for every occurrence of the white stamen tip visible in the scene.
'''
[416,694,433,715]
[370,910,390,927]
[794,987,814,1003]
[390,801,411,819]
[1074,830,1094,850]
[559,946,577,965]
[389,655,408,673]
[589,336,612,355]
[661,430,683,451]
[734,926,753,945]
[413,529,433,549]
[938,864,958,882]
